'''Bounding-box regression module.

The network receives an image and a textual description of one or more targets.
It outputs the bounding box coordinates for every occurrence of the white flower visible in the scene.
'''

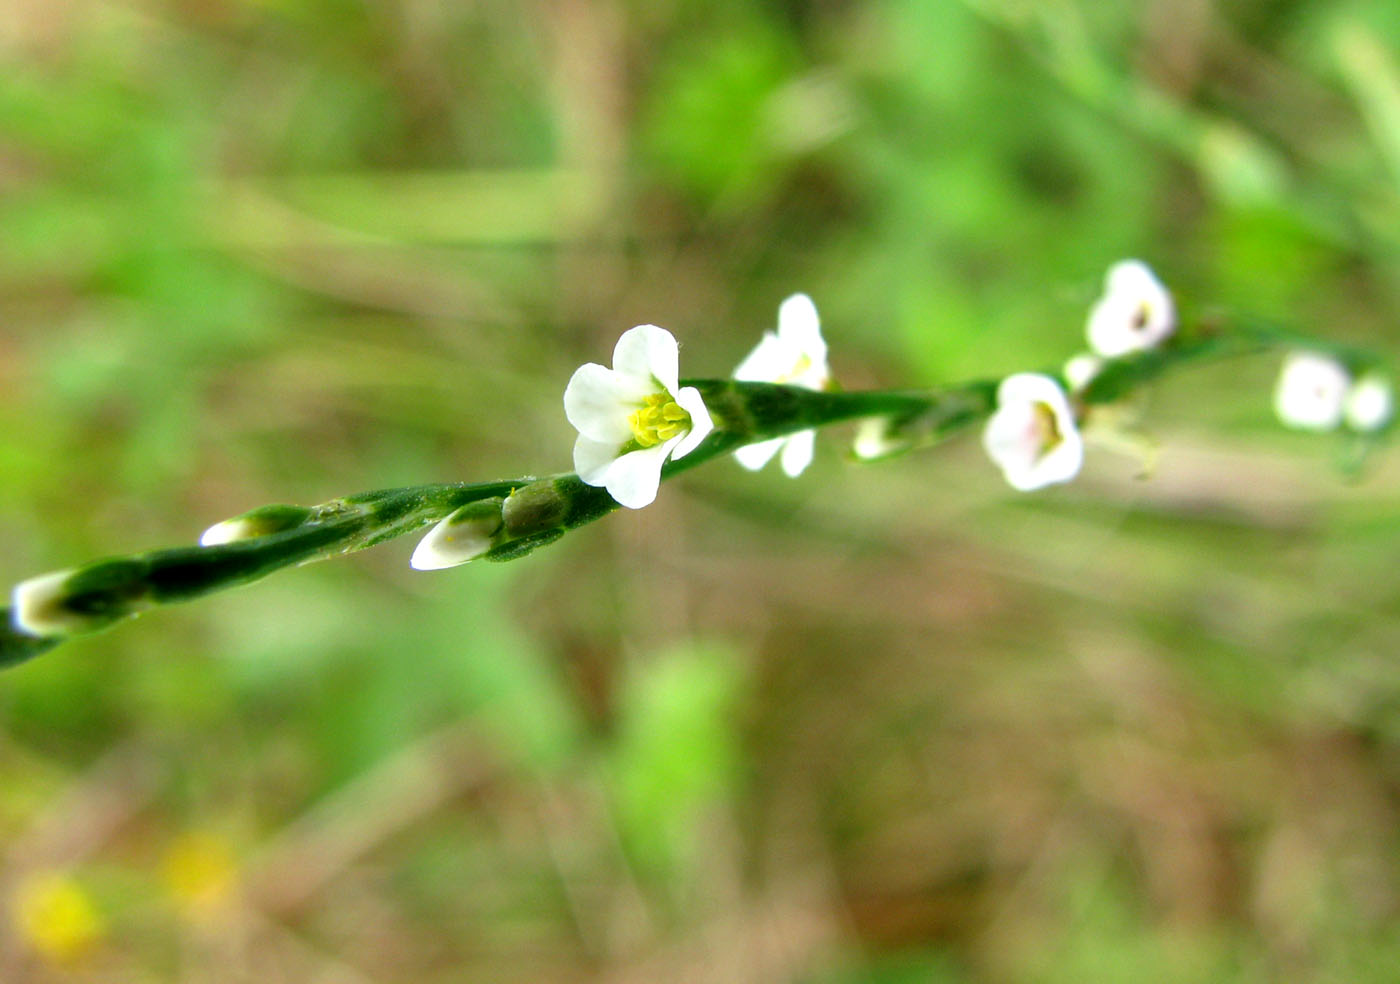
[732,293,831,477]
[1274,351,1349,432]
[564,324,714,509]
[982,373,1084,492]
[1086,260,1175,358]
[1344,372,1393,433]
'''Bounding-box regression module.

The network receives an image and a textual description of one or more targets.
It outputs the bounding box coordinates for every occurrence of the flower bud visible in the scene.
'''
[501,480,570,538]
[12,559,150,637]
[200,505,314,546]
[409,499,504,571]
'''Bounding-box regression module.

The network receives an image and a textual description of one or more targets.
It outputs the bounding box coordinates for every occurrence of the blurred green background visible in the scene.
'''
[3,0,1400,980]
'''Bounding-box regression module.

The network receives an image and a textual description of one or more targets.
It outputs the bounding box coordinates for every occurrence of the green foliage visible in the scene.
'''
[607,641,743,874]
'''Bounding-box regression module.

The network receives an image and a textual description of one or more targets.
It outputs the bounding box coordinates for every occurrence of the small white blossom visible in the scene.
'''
[1086,260,1175,358]
[982,373,1084,492]
[1063,353,1105,393]
[1274,351,1349,431]
[733,293,831,477]
[1344,372,1393,433]
[564,324,714,510]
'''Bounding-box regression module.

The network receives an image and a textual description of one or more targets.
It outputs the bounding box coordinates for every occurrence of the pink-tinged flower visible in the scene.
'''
[982,373,1084,491]
[733,293,831,477]
[1086,260,1175,357]
[564,325,714,509]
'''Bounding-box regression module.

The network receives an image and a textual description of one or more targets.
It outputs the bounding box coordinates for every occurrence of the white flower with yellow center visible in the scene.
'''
[1086,260,1175,358]
[1274,351,1349,432]
[564,324,714,509]
[732,293,831,477]
[982,373,1084,491]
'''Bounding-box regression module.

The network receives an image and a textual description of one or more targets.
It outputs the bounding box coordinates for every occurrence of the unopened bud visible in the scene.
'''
[501,480,569,538]
[200,505,313,546]
[410,499,504,571]
[852,417,906,462]
[12,559,150,637]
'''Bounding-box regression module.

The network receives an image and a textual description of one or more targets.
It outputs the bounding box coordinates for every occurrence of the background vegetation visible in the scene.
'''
[3,0,1400,980]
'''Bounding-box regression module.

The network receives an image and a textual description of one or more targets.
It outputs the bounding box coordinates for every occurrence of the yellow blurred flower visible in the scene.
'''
[13,870,104,964]
[162,831,239,923]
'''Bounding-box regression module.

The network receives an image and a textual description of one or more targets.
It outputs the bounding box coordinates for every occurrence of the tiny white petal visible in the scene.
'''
[734,332,790,383]
[602,442,675,509]
[734,437,785,471]
[669,385,714,460]
[11,569,81,637]
[1274,352,1349,431]
[564,363,648,443]
[1344,373,1393,432]
[777,293,826,362]
[1086,260,1175,358]
[573,434,623,486]
[779,428,816,477]
[613,324,681,393]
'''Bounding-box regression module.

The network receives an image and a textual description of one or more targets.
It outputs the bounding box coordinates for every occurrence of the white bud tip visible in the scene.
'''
[409,507,500,571]
[852,417,900,461]
[199,520,251,547]
[11,569,80,637]
[1063,353,1104,393]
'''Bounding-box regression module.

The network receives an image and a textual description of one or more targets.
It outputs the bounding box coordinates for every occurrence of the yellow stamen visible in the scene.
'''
[1032,401,1063,458]
[775,354,813,384]
[628,393,692,448]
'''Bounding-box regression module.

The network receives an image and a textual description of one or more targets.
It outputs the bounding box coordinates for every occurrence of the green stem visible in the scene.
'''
[1,315,1386,666]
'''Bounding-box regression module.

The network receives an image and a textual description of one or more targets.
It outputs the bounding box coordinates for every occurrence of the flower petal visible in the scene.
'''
[603,442,673,509]
[777,293,827,367]
[574,434,623,486]
[779,428,816,477]
[734,436,785,471]
[997,372,1071,411]
[1026,429,1084,490]
[613,324,680,393]
[733,332,789,383]
[564,363,648,443]
[668,385,714,460]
